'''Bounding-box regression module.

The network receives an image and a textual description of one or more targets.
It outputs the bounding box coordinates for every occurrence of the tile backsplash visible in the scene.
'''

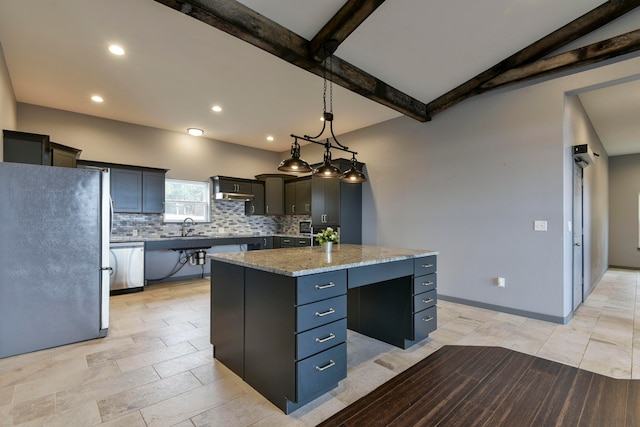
[111,199,311,238]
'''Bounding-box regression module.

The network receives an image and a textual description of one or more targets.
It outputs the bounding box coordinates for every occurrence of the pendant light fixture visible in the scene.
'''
[277,137,311,173]
[313,143,342,177]
[279,43,367,183]
[339,154,367,183]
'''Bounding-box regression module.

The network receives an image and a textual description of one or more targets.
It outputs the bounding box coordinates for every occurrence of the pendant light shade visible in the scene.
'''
[339,155,367,183]
[313,145,342,178]
[278,139,311,173]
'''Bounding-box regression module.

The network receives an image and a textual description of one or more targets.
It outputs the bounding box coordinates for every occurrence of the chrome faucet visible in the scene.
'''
[182,217,196,237]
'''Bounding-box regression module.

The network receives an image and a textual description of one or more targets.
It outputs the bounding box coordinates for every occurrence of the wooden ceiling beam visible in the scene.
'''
[153,0,429,122]
[426,0,640,118]
[309,0,387,62]
[479,29,640,93]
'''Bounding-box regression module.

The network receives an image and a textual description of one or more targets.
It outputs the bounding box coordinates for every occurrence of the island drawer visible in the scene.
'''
[414,289,437,312]
[296,318,347,360]
[413,305,437,341]
[414,255,437,276]
[296,342,347,402]
[413,273,437,294]
[297,270,347,305]
[296,295,346,333]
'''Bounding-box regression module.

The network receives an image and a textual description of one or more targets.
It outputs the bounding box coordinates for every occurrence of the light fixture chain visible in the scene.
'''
[329,55,333,114]
[322,59,328,114]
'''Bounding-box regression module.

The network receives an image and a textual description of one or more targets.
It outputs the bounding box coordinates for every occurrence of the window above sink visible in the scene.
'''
[164,179,211,223]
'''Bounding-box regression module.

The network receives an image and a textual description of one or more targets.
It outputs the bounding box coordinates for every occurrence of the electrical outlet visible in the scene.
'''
[132,229,138,236]
[495,277,505,287]
[534,220,547,231]
[218,227,225,234]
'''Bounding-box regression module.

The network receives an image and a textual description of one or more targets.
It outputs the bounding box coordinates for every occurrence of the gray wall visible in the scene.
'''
[295,55,640,322]
[609,154,640,268]
[564,95,609,298]
[0,41,17,160]
[17,103,281,182]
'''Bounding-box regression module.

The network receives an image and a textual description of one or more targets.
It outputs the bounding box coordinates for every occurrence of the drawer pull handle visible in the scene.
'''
[422,281,434,286]
[315,360,336,372]
[315,282,336,290]
[421,263,434,268]
[315,333,336,343]
[315,308,336,317]
[421,298,434,304]
[422,316,434,322]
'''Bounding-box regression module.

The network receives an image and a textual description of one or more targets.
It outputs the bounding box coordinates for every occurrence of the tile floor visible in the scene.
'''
[0,268,638,426]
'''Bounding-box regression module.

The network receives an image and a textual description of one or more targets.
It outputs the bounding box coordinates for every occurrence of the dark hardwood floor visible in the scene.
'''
[317,345,640,427]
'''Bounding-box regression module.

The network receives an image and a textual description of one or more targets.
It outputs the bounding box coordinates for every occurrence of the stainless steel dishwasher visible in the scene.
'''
[109,241,145,293]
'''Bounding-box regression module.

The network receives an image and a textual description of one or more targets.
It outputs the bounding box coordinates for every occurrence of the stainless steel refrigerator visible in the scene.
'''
[0,162,110,359]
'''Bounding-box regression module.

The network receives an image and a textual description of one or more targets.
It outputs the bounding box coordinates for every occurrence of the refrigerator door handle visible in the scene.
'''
[100,168,111,333]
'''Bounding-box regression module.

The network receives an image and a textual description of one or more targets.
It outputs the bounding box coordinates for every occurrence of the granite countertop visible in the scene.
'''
[207,244,438,277]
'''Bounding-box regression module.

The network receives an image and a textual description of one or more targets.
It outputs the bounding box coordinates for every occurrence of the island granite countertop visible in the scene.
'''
[207,244,438,277]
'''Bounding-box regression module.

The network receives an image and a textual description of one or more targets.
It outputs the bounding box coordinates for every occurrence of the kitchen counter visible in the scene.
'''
[207,244,438,277]
[209,244,438,413]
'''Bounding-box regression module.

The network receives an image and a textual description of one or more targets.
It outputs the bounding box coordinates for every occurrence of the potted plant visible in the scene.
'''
[316,227,339,253]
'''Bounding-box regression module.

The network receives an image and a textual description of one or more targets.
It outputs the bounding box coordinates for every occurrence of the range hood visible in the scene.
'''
[214,191,254,201]
[210,176,254,201]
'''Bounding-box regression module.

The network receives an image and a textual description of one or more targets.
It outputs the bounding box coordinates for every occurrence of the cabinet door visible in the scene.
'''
[219,178,251,194]
[246,182,265,215]
[3,130,49,165]
[311,177,339,225]
[323,177,340,225]
[311,177,325,225]
[264,177,284,215]
[142,171,165,213]
[51,148,77,168]
[111,168,142,213]
[296,178,312,214]
[285,181,296,215]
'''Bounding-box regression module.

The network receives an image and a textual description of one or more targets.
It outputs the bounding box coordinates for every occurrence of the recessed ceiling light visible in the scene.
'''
[108,45,125,56]
[212,105,222,112]
[91,95,104,103]
[187,128,204,136]
[266,136,274,141]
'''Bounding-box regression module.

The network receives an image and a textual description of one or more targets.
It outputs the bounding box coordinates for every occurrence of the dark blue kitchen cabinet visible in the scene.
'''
[211,261,348,413]
[285,177,311,215]
[111,168,142,212]
[79,160,167,213]
[3,130,50,166]
[246,181,265,215]
[142,170,166,213]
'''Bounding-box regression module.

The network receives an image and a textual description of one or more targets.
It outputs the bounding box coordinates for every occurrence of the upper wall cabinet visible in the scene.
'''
[255,174,295,216]
[49,142,82,168]
[246,181,265,216]
[3,130,50,166]
[78,160,168,213]
[285,177,311,215]
[142,170,166,213]
[3,130,82,168]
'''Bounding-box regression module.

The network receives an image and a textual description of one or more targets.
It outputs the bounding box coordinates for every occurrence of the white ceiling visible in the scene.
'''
[0,0,639,155]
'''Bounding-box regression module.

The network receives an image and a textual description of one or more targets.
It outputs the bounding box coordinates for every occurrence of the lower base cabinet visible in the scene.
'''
[210,253,437,413]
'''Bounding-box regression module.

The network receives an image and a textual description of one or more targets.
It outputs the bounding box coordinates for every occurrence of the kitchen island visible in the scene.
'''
[208,244,438,413]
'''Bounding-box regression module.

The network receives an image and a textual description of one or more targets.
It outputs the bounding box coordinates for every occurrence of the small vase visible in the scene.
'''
[322,242,333,253]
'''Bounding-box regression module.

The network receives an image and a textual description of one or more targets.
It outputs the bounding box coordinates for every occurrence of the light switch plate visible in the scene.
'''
[534,220,547,231]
